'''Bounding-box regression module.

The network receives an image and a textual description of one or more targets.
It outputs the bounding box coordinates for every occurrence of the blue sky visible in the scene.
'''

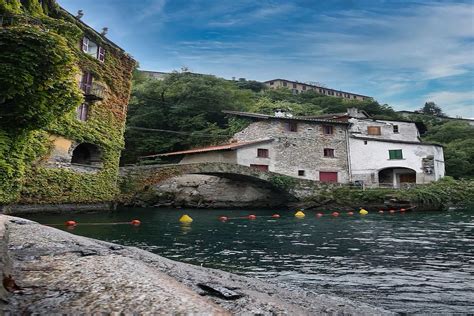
[57,0,474,118]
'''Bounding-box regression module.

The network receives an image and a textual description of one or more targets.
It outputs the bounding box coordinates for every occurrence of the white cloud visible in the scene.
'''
[138,0,167,21]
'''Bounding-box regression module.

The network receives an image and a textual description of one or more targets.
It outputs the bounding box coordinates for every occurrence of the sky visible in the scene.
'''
[57,0,474,118]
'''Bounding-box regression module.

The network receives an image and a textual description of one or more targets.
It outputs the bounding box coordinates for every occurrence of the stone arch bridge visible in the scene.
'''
[120,162,339,202]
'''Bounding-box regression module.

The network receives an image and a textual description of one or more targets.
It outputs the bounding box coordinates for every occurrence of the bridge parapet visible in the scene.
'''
[120,162,340,202]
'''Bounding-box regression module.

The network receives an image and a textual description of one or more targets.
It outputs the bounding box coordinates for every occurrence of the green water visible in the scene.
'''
[24,208,474,314]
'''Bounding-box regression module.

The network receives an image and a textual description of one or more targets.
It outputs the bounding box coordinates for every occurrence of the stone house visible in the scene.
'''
[5,2,136,206]
[152,108,444,188]
[152,110,351,183]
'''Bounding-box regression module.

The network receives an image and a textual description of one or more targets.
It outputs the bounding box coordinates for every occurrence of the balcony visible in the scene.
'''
[79,81,106,101]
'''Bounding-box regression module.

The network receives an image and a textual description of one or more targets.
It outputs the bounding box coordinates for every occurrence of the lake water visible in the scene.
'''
[24,207,474,314]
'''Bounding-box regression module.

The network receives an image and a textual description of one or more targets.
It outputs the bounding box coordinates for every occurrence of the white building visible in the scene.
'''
[344,110,445,188]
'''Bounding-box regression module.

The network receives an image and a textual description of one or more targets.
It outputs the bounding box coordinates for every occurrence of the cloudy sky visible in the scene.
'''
[58,0,474,118]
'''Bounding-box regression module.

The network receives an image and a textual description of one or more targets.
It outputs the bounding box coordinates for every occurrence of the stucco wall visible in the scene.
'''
[349,118,420,142]
[233,119,350,182]
[349,137,445,186]
[180,151,237,164]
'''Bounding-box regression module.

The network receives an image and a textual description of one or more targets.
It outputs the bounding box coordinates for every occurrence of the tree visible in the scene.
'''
[420,102,446,117]
[423,121,474,179]
[122,72,254,164]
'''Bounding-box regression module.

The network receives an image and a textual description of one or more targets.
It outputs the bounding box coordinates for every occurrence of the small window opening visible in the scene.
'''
[323,125,334,135]
[257,148,269,158]
[287,121,298,132]
[298,170,305,176]
[393,125,399,133]
[324,148,335,158]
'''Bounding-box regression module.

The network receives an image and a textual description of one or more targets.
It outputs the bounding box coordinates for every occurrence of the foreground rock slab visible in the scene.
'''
[0,215,392,315]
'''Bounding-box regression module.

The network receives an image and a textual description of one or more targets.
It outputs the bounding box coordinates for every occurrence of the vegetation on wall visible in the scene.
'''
[0,0,135,205]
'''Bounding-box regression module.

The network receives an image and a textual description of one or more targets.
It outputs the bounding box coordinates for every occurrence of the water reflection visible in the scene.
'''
[24,208,474,314]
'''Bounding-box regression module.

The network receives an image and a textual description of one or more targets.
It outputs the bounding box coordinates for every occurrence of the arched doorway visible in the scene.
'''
[71,143,102,166]
[378,167,416,188]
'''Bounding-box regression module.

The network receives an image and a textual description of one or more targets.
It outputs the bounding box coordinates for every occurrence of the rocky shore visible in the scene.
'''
[0,215,392,315]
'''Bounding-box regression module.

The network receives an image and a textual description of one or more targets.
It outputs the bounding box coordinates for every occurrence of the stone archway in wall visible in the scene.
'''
[378,167,416,188]
[70,143,102,167]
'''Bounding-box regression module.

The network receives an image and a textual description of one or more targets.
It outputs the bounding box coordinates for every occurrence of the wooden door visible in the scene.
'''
[320,171,338,183]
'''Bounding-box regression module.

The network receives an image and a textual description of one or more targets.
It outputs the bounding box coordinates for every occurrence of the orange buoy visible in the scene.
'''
[218,216,228,222]
[347,211,354,216]
[131,219,141,226]
[248,214,257,220]
[332,212,340,217]
[272,214,281,218]
[65,220,77,227]
[316,213,323,217]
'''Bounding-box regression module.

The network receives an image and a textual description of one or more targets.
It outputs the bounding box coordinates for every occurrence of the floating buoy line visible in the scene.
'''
[50,206,417,228]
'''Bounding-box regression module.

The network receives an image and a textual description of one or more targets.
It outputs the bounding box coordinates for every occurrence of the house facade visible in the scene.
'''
[347,116,445,188]
[152,111,351,183]
[151,109,445,187]
[264,79,371,100]
[1,1,136,206]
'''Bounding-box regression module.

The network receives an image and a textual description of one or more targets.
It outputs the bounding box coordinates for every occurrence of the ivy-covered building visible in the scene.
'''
[0,0,136,209]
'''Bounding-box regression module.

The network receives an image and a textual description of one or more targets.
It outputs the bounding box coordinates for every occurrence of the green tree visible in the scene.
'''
[423,121,474,179]
[123,71,253,164]
[420,101,446,117]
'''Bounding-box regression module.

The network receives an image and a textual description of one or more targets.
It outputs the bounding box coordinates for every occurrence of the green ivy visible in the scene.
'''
[0,0,135,206]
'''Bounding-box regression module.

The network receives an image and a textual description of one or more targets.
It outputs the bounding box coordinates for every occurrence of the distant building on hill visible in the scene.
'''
[264,79,371,101]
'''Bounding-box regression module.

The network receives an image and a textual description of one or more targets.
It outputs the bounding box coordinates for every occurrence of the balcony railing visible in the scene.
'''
[0,14,46,30]
[79,81,106,101]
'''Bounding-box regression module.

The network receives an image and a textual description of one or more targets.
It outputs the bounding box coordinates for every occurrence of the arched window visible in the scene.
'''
[71,143,102,166]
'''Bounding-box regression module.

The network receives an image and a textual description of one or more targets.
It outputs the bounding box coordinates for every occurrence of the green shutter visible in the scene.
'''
[389,150,403,159]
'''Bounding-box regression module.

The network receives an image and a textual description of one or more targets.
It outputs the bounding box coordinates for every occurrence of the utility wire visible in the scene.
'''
[126,126,233,138]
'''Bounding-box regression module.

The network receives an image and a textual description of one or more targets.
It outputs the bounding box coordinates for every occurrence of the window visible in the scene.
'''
[81,37,105,62]
[302,85,306,90]
[269,81,274,85]
[389,149,403,160]
[80,72,93,94]
[250,164,269,171]
[257,148,269,158]
[364,140,368,145]
[283,81,287,87]
[293,83,297,88]
[76,103,88,121]
[298,170,305,176]
[323,125,334,135]
[367,126,381,135]
[393,125,399,133]
[287,121,298,132]
[324,148,335,158]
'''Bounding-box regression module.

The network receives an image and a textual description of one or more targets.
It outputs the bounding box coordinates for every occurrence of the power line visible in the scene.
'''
[126,126,233,138]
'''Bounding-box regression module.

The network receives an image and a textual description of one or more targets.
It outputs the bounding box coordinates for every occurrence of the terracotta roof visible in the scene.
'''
[222,110,350,125]
[141,139,273,158]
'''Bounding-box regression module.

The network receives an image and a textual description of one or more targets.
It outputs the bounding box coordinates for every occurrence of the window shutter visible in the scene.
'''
[81,37,89,53]
[98,46,105,62]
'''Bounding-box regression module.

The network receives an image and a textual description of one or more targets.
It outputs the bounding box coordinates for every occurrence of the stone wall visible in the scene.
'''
[233,119,350,182]
[151,175,288,208]
[0,216,12,307]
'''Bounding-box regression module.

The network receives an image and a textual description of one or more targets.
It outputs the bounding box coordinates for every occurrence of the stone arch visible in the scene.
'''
[71,143,102,166]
